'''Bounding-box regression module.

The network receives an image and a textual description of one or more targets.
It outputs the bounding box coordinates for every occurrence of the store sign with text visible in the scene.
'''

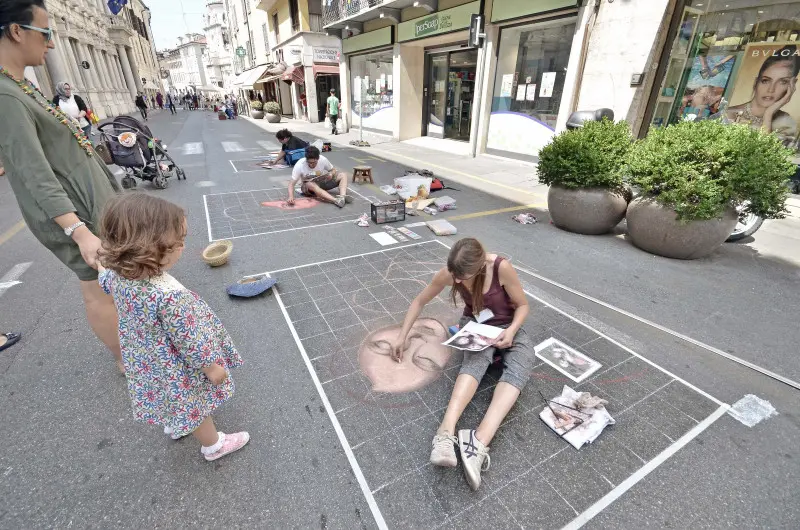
[313,47,340,64]
[398,1,479,42]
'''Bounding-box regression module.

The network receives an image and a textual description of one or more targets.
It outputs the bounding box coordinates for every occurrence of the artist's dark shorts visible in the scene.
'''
[457,316,536,390]
[301,176,339,196]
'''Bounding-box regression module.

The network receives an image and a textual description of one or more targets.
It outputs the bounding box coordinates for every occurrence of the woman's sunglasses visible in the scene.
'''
[0,24,54,43]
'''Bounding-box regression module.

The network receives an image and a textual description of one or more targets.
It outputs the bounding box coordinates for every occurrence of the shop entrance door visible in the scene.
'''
[316,74,340,122]
[424,49,478,141]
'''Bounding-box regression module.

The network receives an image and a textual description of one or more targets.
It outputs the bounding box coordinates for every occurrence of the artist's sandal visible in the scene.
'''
[0,332,21,352]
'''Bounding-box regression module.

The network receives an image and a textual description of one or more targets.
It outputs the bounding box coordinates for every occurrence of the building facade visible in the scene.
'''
[320,0,706,161]
[257,0,341,122]
[158,35,212,96]
[128,0,164,101]
[225,0,273,102]
[32,0,162,119]
[204,1,235,91]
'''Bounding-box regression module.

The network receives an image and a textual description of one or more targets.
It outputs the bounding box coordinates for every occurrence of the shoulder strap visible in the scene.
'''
[492,256,504,286]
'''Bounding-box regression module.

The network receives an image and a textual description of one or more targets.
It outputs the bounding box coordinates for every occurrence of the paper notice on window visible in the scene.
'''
[526,84,537,101]
[516,84,526,101]
[500,74,514,98]
[387,74,393,90]
[354,77,362,101]
[379,74,386,90]
[540,72,556,98]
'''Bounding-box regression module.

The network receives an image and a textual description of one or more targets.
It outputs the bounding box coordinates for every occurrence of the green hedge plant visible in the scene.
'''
[250,100,263,110]
[264,101,280,115]
[626,120,792,221]
[537,119,632,192]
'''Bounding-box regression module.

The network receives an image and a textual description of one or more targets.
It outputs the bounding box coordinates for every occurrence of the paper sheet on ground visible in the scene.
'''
[369,232,399,246]
[540,385,615,450]
[443,321,504,351]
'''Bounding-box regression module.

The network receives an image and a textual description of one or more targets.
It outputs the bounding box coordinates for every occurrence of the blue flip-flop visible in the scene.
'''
[226,275,277,298]
[0,332,21,352]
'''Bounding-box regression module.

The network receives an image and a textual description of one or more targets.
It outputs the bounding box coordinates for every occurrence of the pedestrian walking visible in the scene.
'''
[192,93,198,111]
[166,93,176,115]
[98,193,250,461]
[135,92,148,121]
[326,88,340,135]
[0,0,123,373]
[156,92,163,110]
[52,80,92,139]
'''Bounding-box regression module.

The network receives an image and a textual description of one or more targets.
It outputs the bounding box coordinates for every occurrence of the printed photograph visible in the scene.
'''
[534,337,602,383]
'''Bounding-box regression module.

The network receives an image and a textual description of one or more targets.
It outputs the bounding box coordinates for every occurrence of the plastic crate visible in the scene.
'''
[371,200,406,224]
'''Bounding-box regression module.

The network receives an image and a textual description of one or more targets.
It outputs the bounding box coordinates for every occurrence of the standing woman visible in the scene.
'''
[0,0,123,371]
[52,81,91,139]
[391,238,534,491]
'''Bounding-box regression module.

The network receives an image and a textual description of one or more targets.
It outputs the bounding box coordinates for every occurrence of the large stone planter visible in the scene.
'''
[626,197,738,259]
[265,112,281,123]
[547,185,628,235]
[251,110,265,119]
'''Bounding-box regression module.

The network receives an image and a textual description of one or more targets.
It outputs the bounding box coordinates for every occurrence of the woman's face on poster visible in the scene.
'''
[358,318,451,393]
[755,61,796,107]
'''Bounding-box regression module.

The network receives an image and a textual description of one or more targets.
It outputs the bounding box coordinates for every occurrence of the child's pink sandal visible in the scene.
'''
[201,431,250,461]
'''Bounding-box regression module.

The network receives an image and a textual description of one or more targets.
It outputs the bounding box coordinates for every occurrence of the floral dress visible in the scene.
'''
[100,270,243,436]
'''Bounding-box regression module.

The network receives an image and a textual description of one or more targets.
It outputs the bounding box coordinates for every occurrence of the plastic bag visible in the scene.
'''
[394,175,432,200]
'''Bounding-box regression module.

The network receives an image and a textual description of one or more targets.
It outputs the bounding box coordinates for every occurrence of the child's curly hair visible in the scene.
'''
[99,193,186,279]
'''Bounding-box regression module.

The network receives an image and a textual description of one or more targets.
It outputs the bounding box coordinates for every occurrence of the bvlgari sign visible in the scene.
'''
[398,1,479,42]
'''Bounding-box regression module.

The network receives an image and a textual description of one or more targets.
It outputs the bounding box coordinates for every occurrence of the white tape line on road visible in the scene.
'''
[181,142,204,155]
[221,141,245,152]
[0,262,31,298]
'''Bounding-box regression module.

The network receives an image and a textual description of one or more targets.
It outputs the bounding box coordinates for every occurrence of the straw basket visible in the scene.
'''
[202,240,233,267]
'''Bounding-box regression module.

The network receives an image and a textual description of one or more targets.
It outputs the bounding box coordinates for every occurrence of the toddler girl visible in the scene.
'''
[98,193,249,461]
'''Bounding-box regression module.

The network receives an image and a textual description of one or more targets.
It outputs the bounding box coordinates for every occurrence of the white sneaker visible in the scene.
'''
[429,433,458,467]
[458,429,490,491]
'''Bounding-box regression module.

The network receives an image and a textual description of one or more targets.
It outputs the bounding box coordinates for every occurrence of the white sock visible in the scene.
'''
[201,432,225,455]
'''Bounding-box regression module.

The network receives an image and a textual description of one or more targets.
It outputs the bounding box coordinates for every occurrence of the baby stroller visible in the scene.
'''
[97,115,186,189]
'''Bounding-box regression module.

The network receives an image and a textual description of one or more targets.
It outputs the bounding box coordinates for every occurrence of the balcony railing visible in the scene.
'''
[322,0,386,28]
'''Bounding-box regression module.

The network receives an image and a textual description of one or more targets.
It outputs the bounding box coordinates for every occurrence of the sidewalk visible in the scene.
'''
[244,116,548,207]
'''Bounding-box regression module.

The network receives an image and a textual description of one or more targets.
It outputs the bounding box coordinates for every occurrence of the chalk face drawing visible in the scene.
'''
[359,318,451,393]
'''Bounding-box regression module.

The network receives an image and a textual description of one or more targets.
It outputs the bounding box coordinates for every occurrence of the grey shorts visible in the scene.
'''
[301,175,339,195]
[457,316,536,391]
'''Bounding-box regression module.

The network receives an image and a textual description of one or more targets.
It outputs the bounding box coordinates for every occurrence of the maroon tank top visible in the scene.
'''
[455,257,515,326]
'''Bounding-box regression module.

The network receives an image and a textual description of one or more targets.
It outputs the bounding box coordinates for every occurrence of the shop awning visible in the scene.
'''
[313,64,340,78]
[281,65,305,85]
[256,74,281,84]
[233,64,270,88]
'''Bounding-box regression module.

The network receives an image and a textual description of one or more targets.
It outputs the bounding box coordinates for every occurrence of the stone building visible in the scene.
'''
[204,1,235,92]
[32,0,162,119]
[158,35,211,96]
[128,0,164,102]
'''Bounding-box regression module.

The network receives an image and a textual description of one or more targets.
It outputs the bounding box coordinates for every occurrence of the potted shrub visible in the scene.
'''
[625,120,793,259]
[250,100,264,119]
[264,101,281,123]
[537,119,632,235]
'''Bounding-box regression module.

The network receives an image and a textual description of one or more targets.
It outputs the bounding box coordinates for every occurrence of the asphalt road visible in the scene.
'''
[0,108,797,528]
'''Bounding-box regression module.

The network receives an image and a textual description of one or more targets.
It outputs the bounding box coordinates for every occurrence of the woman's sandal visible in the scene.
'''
[0,332,21,352]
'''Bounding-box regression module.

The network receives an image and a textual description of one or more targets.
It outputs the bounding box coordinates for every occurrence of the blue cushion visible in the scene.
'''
[227,275,277,298]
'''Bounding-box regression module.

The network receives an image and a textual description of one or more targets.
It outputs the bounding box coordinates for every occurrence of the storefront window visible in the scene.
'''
[350,50,394,134]
[486,18,576,159]
[651,0,800,155]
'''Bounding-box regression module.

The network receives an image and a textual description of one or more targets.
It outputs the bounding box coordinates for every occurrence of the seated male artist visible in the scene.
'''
[266,129,309,167]
[288,146,352,208]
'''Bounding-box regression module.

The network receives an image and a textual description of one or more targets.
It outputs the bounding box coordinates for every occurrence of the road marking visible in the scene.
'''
[445,204,542,221]
[0,262,32,298]
[349,156,384,164]
[203,195,213,242]
[258,140,280,151]
[222,141,245,152]
[0,220,26,247]
[195,180,216,187]
[229,160,238,173]
[513,262,800,391]
[211,218,358,242]
[372,148,545,199]
[563,405,728,530]
[274,289,388,530]
[181,142,204,155]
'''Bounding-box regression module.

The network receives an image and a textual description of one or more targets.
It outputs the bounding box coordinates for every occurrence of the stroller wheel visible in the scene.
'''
[153,175,169,189]
[176,168,186,181]
[121,176,137,189]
